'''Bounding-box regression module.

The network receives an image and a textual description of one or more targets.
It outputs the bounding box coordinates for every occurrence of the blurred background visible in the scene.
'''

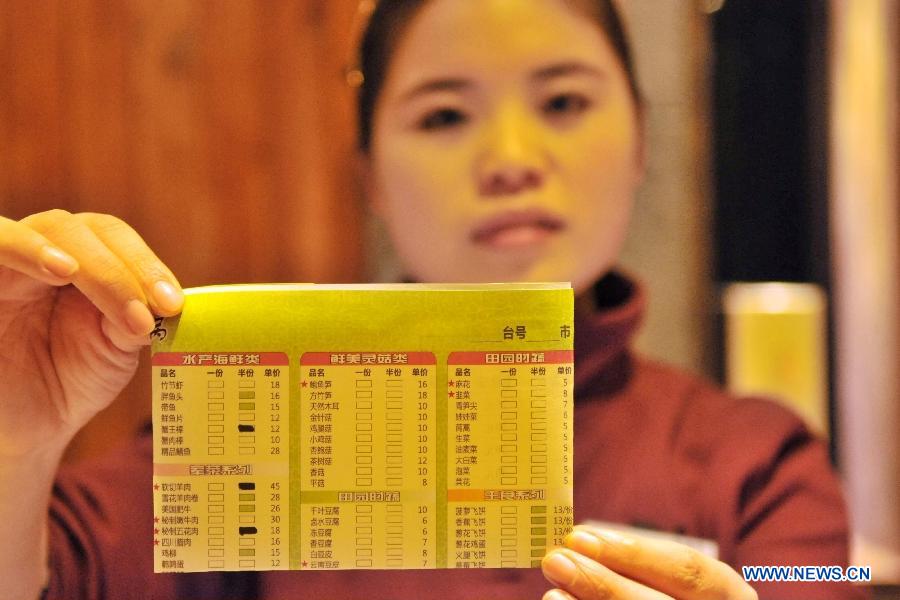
[0,0,897,589]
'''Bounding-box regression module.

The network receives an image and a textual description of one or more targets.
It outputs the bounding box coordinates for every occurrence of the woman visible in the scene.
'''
[0,0,861,598]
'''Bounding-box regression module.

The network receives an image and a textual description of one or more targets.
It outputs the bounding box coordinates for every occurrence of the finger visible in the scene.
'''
[0,215,79,285]
[542,549,673,600]
[21,210,156,336]
[565,527,757,600]
[101,313,152,353]
[543,588,577,600]
[78,213,184,316]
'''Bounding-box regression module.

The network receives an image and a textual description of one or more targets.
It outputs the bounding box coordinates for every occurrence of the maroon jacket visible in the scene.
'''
[47,273,866,599]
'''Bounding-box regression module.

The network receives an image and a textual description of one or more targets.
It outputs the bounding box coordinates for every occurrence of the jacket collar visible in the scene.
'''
[574,271,644,396]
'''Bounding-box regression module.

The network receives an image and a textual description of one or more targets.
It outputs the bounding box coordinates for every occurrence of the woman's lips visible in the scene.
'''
[470,210,566,250]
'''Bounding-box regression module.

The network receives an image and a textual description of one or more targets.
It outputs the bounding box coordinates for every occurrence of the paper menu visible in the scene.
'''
[151,283,574,572]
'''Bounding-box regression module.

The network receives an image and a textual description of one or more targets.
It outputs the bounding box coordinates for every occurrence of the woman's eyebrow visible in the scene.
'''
[531,61,608,82]
[398,77,472,103]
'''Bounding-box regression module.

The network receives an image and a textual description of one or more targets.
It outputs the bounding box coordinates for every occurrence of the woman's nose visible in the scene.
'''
[479,160,545,197]
[477,111,547,197]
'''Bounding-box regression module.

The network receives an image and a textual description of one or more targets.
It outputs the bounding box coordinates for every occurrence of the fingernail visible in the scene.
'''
[124,299,155,336]
[152,281,184,313]
[543,590,571,600]
[40,246,79,278]
[565,529,602,554]
[542,552,577,587]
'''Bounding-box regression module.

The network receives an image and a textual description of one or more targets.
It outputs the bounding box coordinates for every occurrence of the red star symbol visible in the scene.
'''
[153,484,160,490]
[449,380,455,387]
[153,539,160,546]
[301,380,308,387]
[448,391,455,398]
[153,517,160,524]
[302,560,308,567]
[154,528,160,535]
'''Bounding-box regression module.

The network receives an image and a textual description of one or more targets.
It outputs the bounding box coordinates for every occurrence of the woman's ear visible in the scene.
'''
[355,150,385,217]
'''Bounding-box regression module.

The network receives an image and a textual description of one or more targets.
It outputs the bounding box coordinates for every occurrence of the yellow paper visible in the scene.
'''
[151,283,573,572]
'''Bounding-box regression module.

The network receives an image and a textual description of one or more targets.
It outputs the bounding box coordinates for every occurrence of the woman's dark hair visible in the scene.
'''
[356,0,642,152]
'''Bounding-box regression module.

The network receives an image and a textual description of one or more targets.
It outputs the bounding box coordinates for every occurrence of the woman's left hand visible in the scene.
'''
[541,524,758,599]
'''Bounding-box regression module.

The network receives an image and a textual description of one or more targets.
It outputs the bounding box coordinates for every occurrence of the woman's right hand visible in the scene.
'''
[0,210,184,459]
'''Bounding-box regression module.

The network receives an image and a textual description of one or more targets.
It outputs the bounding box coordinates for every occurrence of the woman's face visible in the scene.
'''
[368,0,643,293]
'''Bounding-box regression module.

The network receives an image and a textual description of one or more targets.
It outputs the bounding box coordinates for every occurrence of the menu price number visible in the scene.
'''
[418,504,431,567]
[417,378,430,487]
[268,372,283,457]
[269,481,284,568]
[552,505,574,546]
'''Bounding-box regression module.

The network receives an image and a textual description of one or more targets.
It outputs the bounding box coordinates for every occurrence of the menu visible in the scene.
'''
[151,283,573,572]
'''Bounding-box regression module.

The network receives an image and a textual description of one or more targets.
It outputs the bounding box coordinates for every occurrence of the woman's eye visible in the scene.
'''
[417,108,467,131]
[543,93,591,117]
